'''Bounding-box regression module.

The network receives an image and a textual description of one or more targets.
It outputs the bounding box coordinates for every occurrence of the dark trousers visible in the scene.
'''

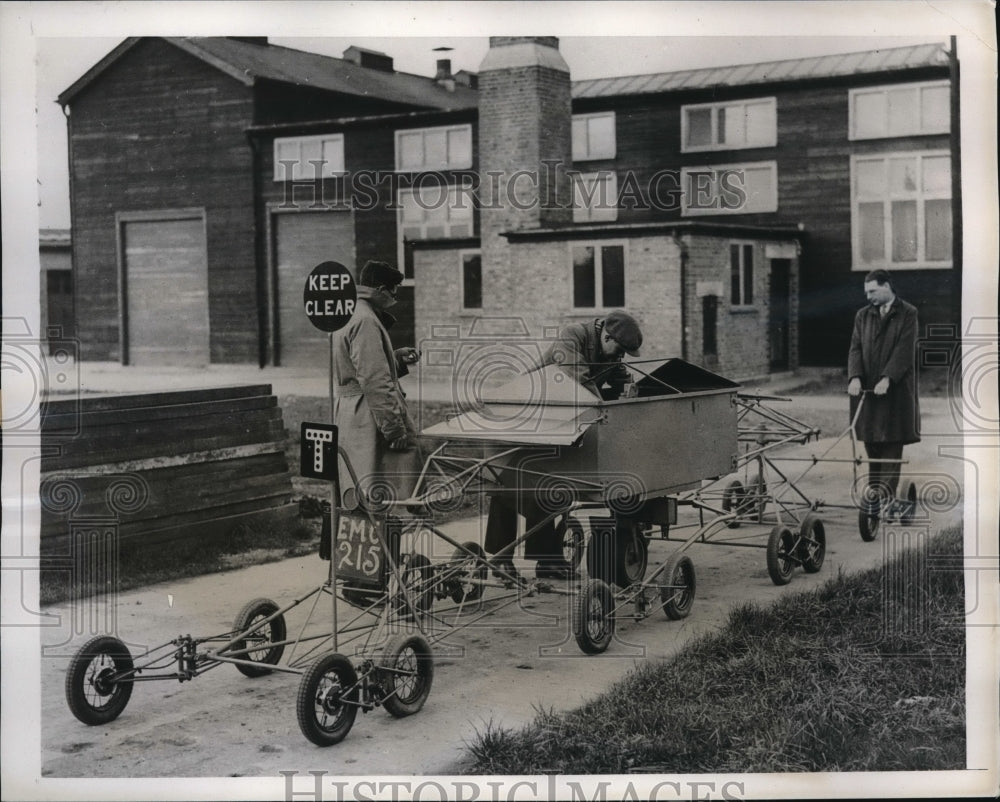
[864,441,905,502]
[484,494,561,562]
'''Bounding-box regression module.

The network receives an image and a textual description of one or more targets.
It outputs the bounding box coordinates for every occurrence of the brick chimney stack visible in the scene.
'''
[477,37,573,310]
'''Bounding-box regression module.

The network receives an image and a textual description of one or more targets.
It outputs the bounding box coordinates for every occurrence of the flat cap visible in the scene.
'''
[604,310,642,357]
[359,260,404,288]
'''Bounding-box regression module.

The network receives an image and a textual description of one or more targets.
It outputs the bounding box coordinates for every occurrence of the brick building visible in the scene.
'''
[58,35,959,377]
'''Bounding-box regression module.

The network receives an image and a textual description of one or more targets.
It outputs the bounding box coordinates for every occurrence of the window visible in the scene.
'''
[572,112,616,161]
[851,151,952,269]
[273,135,344,181]
[395,124,473,171]
[850,81,949,140]
[730,243,754,306]
[682,98,776,152]
[461,251,482,309]
[681,162,778,216]
[572,172,618,223]
[571,243,626,309]
[397,184,475,281]
[702,295,718,357]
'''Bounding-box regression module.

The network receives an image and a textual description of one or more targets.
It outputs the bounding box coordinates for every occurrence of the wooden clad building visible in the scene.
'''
[59,36,960,372]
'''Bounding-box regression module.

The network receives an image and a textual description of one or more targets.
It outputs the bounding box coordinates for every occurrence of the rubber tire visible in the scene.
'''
[296,653,359,746]
[798,515,826,574]
[559,516,586,570]
[900,481,918,525]
[65,635,135,726]
[448,542,487,605]
[231,598,286,677]
[858,510,880,542]
[573,578,615,654]
[660,553,696,620]
[766,525,797,586]
[721,480,744,528]
[379,633,434,718]
[746,473,767,521]
[394,553,435,615]
[616,523,649,587]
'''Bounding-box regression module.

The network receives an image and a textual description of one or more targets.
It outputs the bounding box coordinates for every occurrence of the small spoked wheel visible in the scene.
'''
[231,598,286,677]
[660,553,696,620]
[573,578,615,654]
[900,481,918,525]
[558,515,586,570]
[65,635,135,726]
[393,552,435,616]
[447,542,487,605]
[296,653,359,746]
[721,480,744,528]
[858,509,880,542]
[797,515,826,574]
[379,633,434,718]
[766,525,798,586]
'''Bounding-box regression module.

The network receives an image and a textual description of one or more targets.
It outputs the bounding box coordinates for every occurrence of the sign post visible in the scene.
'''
[302,261,357,650]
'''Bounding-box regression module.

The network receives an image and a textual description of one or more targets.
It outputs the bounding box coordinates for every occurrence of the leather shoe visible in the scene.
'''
[535,559,580,581]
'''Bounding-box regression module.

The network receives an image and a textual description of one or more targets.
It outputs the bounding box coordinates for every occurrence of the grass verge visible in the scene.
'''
[465,524,966,774]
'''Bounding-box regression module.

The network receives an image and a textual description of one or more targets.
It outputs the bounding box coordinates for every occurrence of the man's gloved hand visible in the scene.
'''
[395,347,421,365]
[388,434,414,451]
[847,377,862,397]
[873,376,890,396]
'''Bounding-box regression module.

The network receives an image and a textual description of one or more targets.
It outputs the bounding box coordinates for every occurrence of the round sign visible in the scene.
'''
[303,261,357,333]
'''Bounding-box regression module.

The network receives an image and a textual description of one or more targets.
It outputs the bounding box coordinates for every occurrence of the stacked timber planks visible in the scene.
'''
[40,385,296,553]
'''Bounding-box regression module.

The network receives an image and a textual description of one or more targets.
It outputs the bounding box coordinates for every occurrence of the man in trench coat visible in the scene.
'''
[332,260,421,511]
[847,269,921,514]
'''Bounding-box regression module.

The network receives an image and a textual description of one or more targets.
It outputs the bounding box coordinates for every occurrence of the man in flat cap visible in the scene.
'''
[485,311,644,582]
[332,260,421,510]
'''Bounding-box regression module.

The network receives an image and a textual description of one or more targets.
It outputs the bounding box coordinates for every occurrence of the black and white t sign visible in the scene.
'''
[303,261,357,333]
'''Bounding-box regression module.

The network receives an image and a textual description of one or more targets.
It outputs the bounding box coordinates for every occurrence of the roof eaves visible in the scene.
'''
[57,37,140,105]
[167,38,256,87]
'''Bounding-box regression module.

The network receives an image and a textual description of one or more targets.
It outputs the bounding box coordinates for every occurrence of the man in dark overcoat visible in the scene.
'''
[847,269,921,514]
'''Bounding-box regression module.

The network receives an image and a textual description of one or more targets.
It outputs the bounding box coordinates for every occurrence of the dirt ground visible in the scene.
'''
[38,396,967,779]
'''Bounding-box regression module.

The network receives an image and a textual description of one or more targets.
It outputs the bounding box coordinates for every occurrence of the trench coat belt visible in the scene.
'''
[336,381,364,397]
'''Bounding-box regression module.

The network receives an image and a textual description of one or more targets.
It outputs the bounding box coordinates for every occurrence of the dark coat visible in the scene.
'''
[537,319,631,400]
[847,297,920,444]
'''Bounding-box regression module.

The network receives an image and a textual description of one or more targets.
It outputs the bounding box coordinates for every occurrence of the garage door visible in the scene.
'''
[123,217,209,366]
[274,210,355,366]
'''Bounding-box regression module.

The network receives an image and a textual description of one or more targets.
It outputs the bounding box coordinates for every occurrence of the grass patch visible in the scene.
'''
[465,524,966,774]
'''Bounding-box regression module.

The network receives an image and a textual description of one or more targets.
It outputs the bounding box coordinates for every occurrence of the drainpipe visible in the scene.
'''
[673,233,688,361]
[62,102,77,360]
[948,36,962,334]
[248,132,268,368]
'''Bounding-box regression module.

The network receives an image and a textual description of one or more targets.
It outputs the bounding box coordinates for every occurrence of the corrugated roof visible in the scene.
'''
[572,42,949,99]
[59,37,478,111]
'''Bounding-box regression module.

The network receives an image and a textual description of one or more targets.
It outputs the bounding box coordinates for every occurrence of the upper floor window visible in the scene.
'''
[681,161,778,216]
[851,150,952,269]
[571,242,626,309]
[849,80,949,140]
[395,124,473,172]
[397,184,474,281]
[572,112,616,161]
[682,98,776,152]
[572,172,618,223]
[273,134,344,181]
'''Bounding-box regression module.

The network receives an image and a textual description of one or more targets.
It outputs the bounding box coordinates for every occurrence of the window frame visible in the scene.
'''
[729,240,755,308]
[680,161,779,217]
[680,97,777,153]
[394,123,474,172]
[272,134,345,181]
[572,171,619,223]
[396,184,475,284]
[459,249,483,310]
[849,149,952,271]
[572,111,617,161]
[848,80,950,141]
[568,240,628,312]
